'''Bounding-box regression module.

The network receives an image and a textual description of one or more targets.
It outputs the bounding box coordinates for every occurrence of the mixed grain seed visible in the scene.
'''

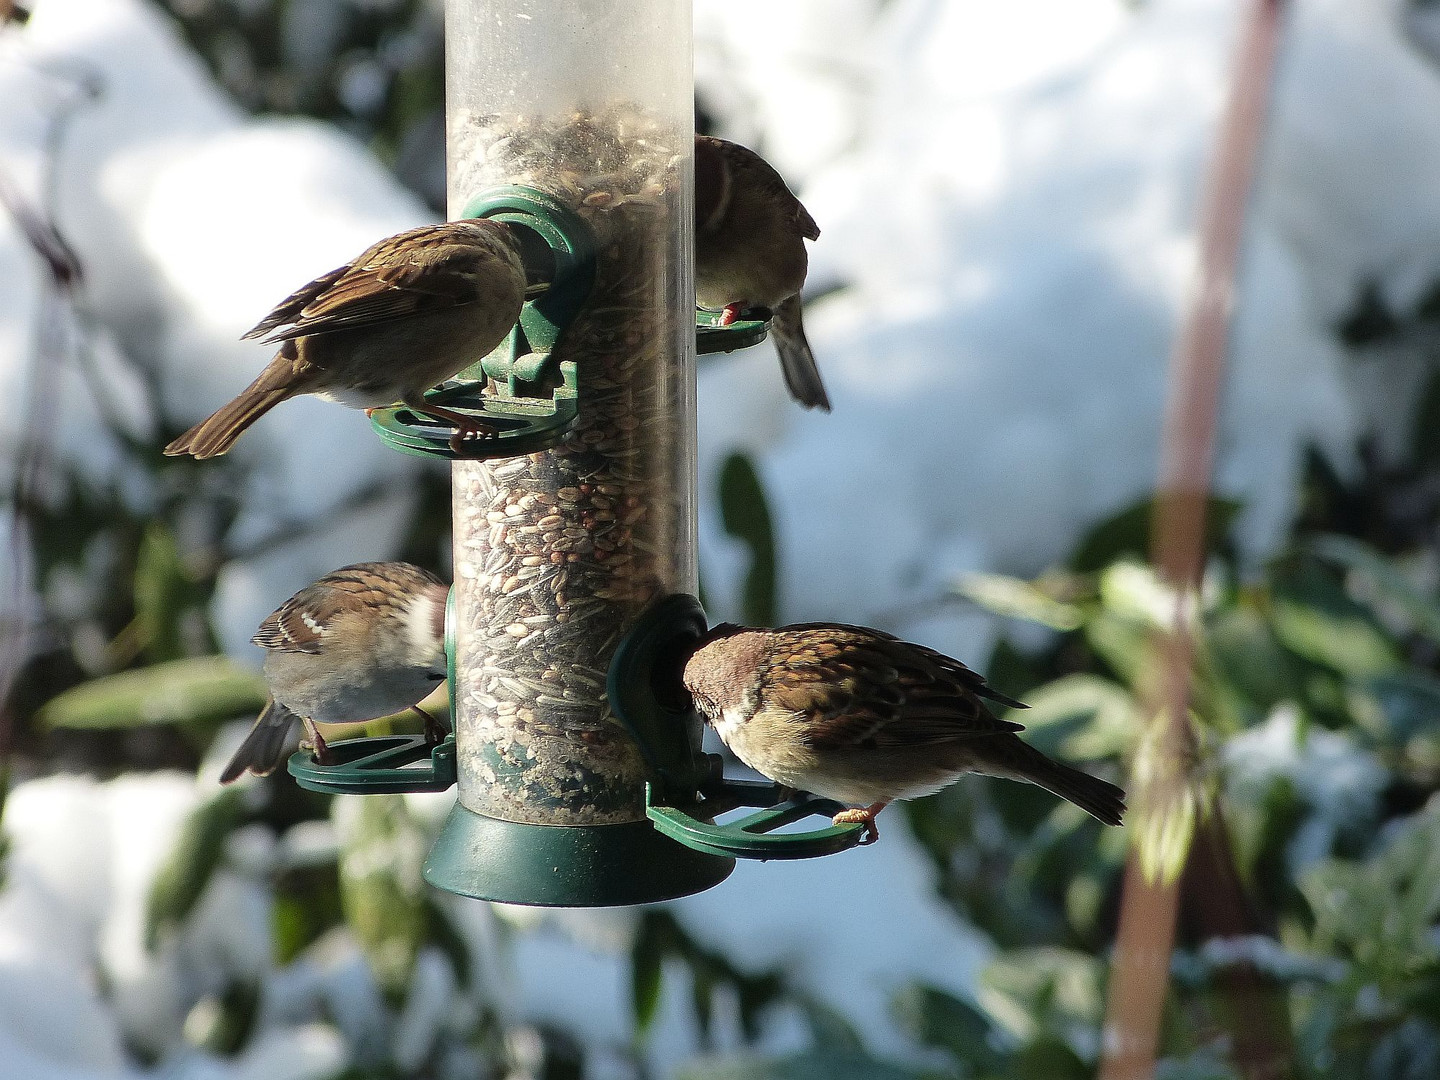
[450,104,694,826]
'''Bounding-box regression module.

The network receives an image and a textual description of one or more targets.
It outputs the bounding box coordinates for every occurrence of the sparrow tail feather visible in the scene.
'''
[164,355,299,459]
[1003,738,1126,826]
[771,294,830,411]
[219,698,299,783]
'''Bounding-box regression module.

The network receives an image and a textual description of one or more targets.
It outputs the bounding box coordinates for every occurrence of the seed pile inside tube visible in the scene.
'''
[450,104,693,826]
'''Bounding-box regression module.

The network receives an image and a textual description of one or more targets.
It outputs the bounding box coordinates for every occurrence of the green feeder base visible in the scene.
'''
[422,801,734,907]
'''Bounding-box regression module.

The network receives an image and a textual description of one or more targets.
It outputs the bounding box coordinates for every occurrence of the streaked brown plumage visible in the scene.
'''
[220,561,450,782]
[165,220,526,459]
[683,622,1125,843]
[694,135,830,411]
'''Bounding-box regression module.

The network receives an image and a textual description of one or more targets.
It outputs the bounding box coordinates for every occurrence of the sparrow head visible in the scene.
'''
[681,623,769,724]
[447,218,528,285]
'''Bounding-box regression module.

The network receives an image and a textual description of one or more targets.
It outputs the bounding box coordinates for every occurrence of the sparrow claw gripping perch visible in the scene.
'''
[300,720,332,766]
[411,704,448,745]
[831,802,889,846]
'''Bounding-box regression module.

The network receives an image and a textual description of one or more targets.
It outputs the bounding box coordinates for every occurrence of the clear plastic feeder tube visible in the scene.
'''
[447,0,695,826]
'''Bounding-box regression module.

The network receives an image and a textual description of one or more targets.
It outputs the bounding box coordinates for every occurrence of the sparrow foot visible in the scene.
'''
[446,424,500,453]
[831,801,889,845]
[410,704,447,745]
[299,718,332,765]
[403,399,500,449]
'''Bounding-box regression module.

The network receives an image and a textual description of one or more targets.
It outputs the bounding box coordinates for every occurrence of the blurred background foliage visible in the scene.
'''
[5,1,1440,1078]
[15,426,1440,1078]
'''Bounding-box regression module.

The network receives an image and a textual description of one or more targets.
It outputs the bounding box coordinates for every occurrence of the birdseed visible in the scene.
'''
[450,104,694,826]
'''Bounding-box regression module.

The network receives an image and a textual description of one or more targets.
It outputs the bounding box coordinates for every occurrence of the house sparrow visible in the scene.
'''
[165,220,526,459]
[219,561,449,783]
[694,135,831,412]
[683,623,1125,843]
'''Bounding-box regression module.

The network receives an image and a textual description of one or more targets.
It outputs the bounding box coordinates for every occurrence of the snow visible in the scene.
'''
[1222,704,1388,872]
[693,0,1412,658]
[0,772,986,1076]
[5,0,1440,1075]
[4,0,434,660]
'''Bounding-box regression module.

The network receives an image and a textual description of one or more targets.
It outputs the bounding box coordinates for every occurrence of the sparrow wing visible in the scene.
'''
[242,264,350,340]
[252,224,503,343]
[252,562,445,654]
[251,584,338,654]
[764,626,1024,752]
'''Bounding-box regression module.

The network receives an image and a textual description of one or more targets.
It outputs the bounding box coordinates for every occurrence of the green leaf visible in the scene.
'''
[36,656,268,729]
[794,995,863,1053]
[1013,1034,1090,1079]
[1356,670,1440,745]
[132,522,188,663]
[335,795,429,996]
[1299,797,1440,984]
[146,787,248,949]
[0,766,12,891]
[1099,561,1188,631]
[1130,711,1209,886]
[676,1049,928,1080]
[1206,605,1303,715]
[181,979,260,1056]
[1083,610,1154,687]
[891,983,999,1070]
[951,572,1084,631]
[1411,367,1440,467]
[718,452,777,627]
[1069,495,1240,573]
[1134,781,1203,886]
[1270,562,1399,678]
[978,947,1105,1044]
[691,962,716,1045]
[631,915,666,1037]
[422,892,473,989]
[1013,674,1137,761]
[1305,534,1440,646]
[1224,774,1304,899]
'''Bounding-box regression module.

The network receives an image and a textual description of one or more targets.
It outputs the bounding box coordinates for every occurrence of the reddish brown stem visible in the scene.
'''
[1100,3,1291,1079]
[1179,814,1296,1080]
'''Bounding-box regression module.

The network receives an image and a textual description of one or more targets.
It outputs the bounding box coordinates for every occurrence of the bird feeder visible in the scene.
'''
[288,0,866,906]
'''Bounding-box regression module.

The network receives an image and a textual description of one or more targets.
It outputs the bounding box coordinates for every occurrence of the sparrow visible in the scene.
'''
[683,623,1125,843]
[165,220,527,459]
[694,134,831,412]
[219,561,450,783]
